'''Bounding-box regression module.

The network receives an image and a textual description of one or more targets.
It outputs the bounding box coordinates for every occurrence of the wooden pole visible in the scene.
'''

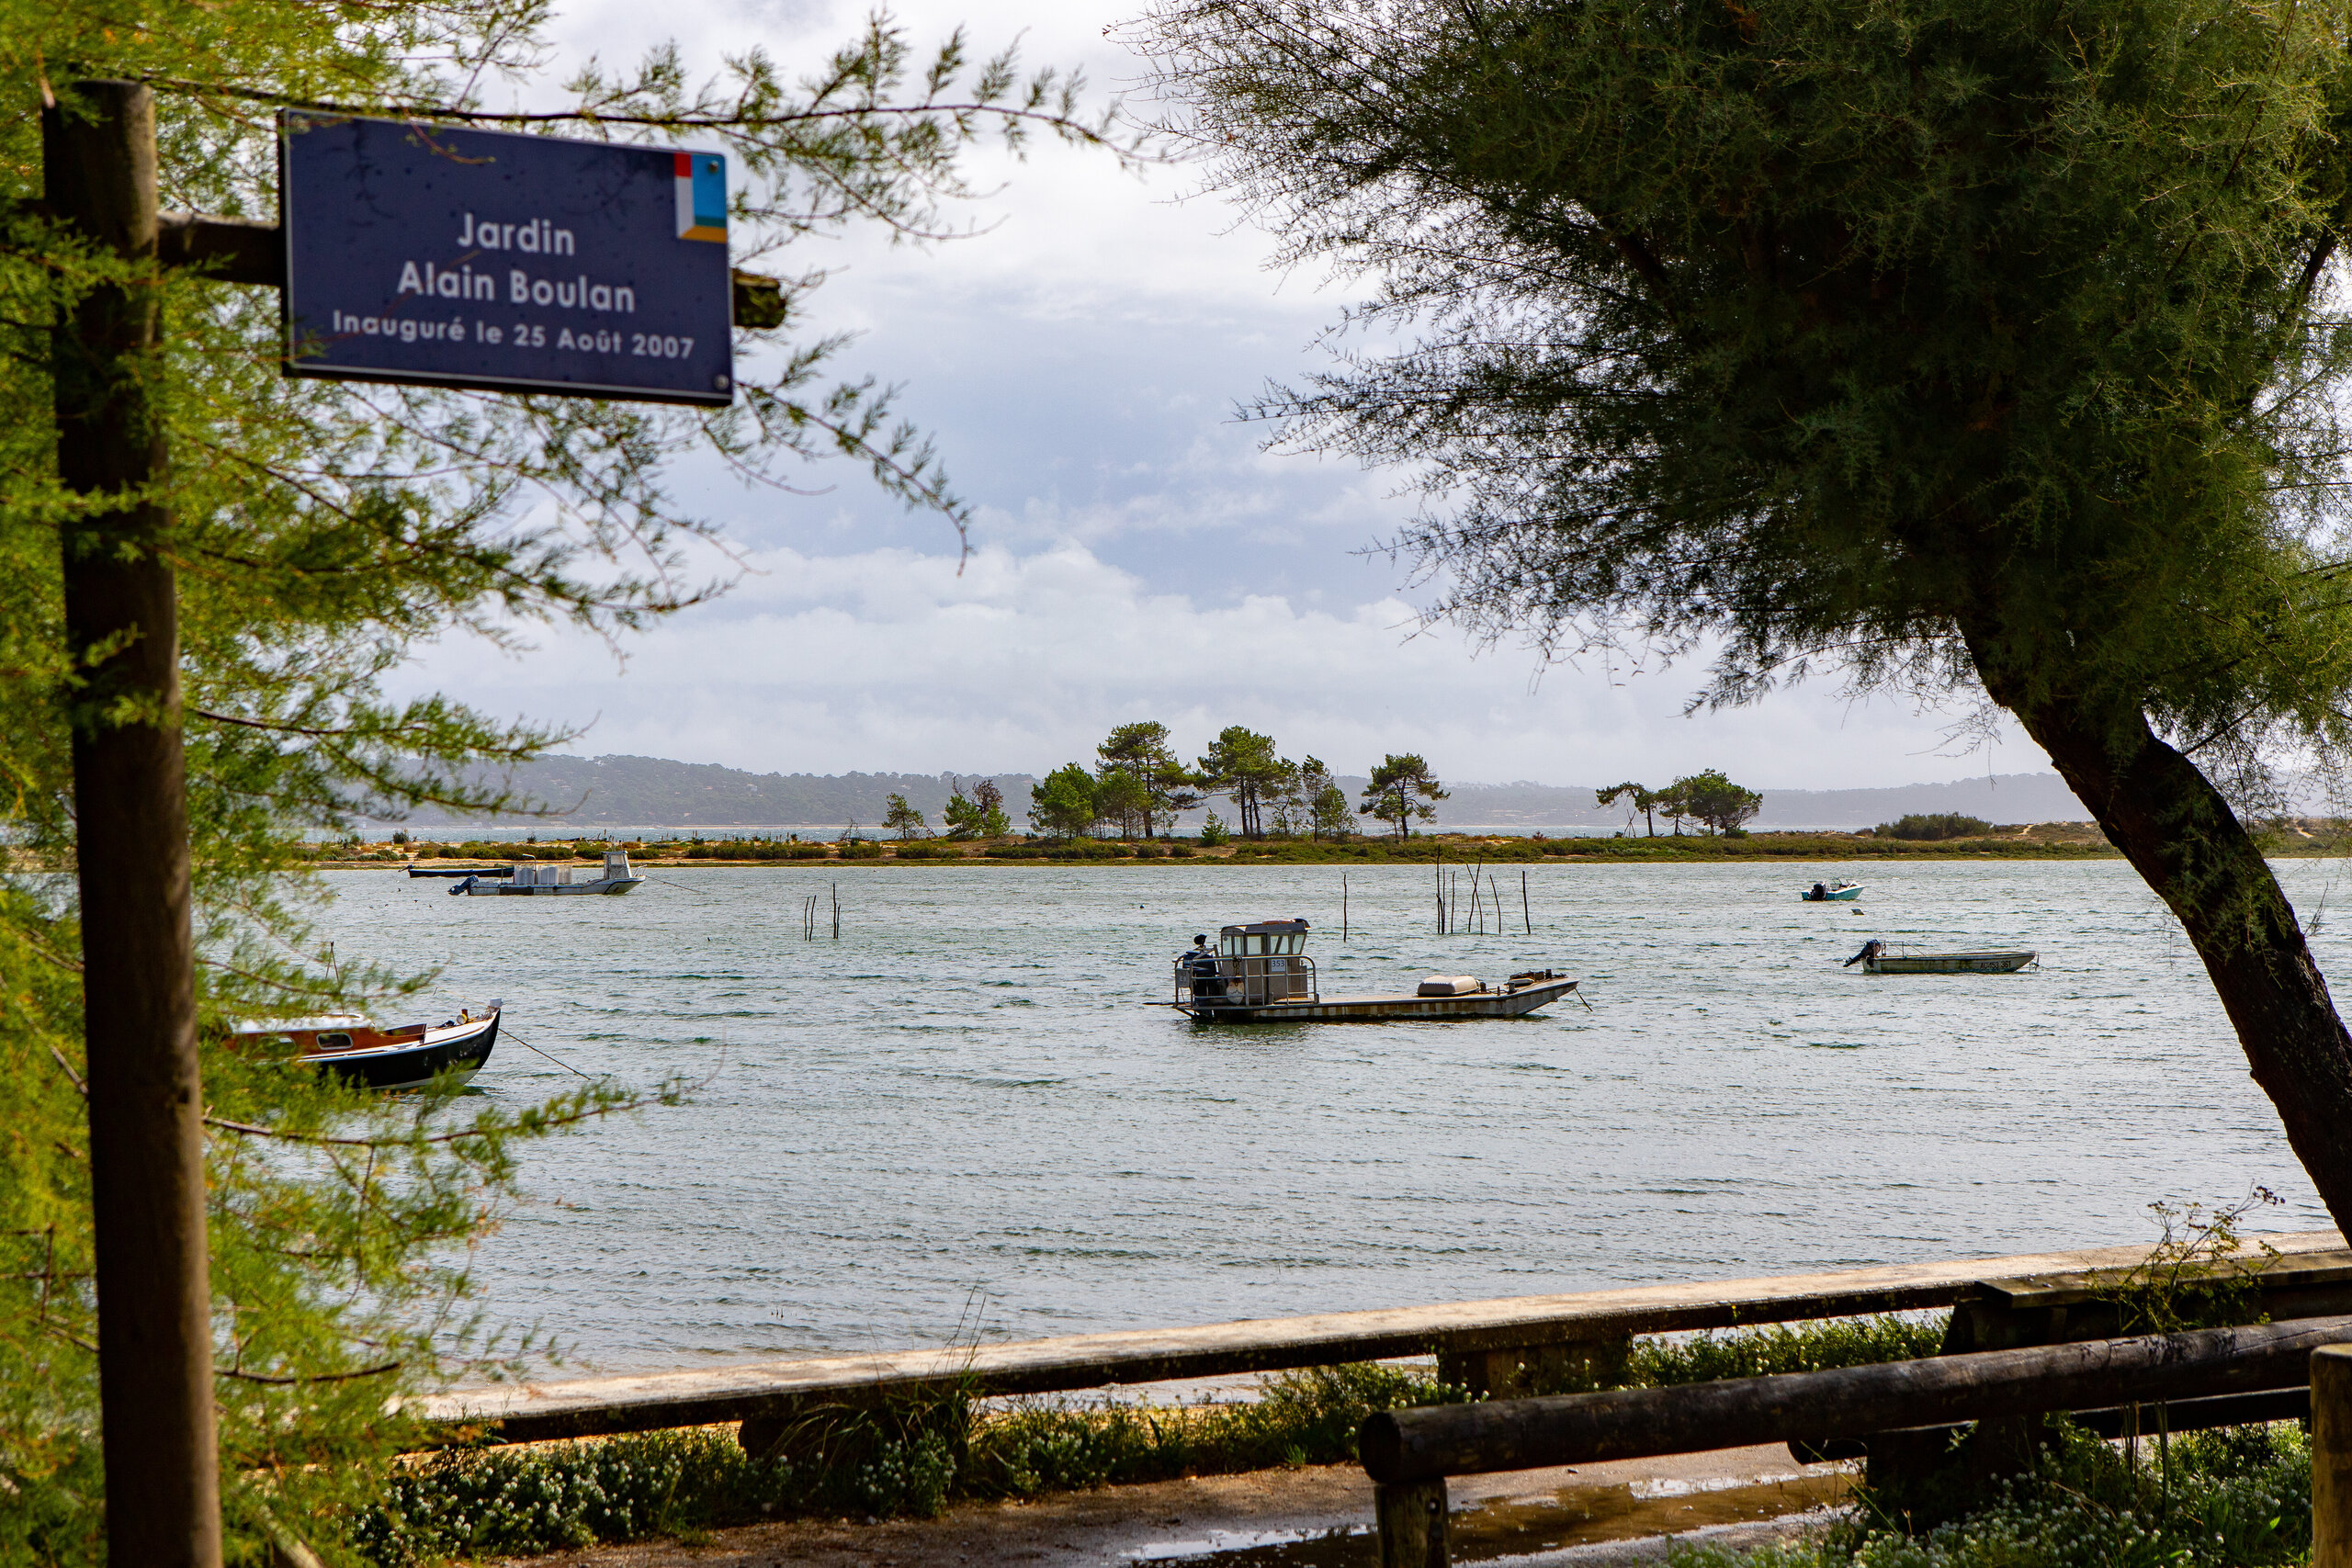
[46,79,222,1568]
[1375,1478,1450,1567]
[2314,1344,2352,1568]
[1362,1316,2352,1484]
[1342,873,1349,943]
[1521,870,1532,934]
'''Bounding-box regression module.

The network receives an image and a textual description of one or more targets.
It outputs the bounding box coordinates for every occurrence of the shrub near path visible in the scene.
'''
[359,1320,1944,1562]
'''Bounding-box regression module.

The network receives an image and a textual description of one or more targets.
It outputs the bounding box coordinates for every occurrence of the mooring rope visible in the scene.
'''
[501,1027,595,1080]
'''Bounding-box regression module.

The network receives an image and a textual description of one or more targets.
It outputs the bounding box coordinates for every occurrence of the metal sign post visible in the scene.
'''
[281,112,737,406]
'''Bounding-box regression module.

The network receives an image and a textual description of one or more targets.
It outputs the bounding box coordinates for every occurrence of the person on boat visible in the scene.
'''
[1182,934,1224,999]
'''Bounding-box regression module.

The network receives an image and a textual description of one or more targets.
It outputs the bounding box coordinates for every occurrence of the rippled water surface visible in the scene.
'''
[316,858,2350,1372]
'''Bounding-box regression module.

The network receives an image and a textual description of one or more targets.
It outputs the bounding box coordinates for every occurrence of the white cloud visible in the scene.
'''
[404,0,2051,792]
[400,539,2049,786]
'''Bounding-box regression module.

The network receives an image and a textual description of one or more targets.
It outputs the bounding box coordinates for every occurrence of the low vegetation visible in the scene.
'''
[1876,814,1997,840]
[355,1362,1464,1562]
[353,1318,1946,1562]
[1682,1418,2311,1568]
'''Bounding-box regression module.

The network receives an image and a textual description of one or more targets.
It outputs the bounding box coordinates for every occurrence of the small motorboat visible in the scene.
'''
[424,849,643,896]
[228,1002,501,1089]
[1168,919,1579,1021]
[1801,881,1863,902]
[1845,940,2037,975]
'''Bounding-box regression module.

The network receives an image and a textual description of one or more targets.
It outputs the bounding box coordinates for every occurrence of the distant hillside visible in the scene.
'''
[379,757,1036,830]
[374,755,2091,832]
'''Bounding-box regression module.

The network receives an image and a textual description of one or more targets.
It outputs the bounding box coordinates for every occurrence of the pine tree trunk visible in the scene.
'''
[47,81,222,1567]
[2007,693,2352,1228]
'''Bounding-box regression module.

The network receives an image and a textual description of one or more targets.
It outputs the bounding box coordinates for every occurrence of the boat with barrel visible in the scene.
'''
[1169,919,1578,1021]
[1845,940,2037,975]
[409,848,643,896]
[227,1002,502,1089]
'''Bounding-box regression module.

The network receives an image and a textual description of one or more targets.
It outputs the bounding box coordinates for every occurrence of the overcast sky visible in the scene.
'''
[387,0,2061,790]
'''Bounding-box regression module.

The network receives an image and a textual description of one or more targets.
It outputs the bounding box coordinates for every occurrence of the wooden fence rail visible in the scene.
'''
[1362,1315,2352,1485]
[1363,1316,2352,1567]
[426,1230,2341,1445]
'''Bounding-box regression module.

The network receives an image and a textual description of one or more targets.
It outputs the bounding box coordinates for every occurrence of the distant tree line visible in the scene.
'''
[1876,813,1995,841]
[1596,771,1763,836]
[1011,723,1451,843]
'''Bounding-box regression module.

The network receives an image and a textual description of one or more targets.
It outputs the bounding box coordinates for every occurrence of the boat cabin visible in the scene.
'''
[1177,919,1318,1009]
[507,851,633,889]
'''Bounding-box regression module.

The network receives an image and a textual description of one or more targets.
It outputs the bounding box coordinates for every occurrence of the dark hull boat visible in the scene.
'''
[231,1003,501,1090]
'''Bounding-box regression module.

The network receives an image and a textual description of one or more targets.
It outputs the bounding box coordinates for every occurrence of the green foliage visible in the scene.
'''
[1199,809,1232,846]
[1684,1419,2311,1568]
[1028,762,1101,840]
[943,776,1011,840]
[1099,722,1200,837]
[883,793,929,840]
[1360,754,1448,839]
[1198,726,1288,839]
[2097,1189,2286,1336]
[1880,815,1998,841]
[1671,771,1763,836]
[361,1361,1466,1560]
[1598,782,1667,836]
[1629,1316,1949,1388]
[1140,0,2352,754]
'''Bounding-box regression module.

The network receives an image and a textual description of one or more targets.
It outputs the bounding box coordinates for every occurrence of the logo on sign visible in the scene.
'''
[282,113,736,406]
[676,154,727,243]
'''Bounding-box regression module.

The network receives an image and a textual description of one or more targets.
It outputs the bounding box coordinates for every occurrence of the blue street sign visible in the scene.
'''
[280,112,735,407]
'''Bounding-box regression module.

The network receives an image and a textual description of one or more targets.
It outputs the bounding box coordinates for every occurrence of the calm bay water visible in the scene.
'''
[317,858,2347,1374]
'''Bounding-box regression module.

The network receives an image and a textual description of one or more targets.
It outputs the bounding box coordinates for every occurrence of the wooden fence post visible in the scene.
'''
[45,78,221,1568]
[1375,1477,1449,1567]
[2314,1344,2352,1568]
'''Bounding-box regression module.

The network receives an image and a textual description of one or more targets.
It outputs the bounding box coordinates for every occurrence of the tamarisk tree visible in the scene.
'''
[1140,0,2352,1219]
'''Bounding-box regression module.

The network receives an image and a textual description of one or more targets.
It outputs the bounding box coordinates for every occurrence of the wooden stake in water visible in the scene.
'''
[1521,870,1532,935]
[1342,872,1349,943]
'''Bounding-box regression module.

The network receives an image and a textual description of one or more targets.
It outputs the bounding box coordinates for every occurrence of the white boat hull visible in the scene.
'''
[461,874,642,895]
[1178,976,1578,1022]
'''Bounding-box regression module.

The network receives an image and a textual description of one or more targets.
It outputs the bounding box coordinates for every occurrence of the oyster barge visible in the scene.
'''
[1170,919,1578,1022]
[414,849,643,896]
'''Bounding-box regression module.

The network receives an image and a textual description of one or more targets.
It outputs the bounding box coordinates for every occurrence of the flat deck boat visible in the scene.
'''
[1846,940,2037,975]
[421,850,643,896]
[229,1002,502,1089]
[1170,919,1578,1022]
